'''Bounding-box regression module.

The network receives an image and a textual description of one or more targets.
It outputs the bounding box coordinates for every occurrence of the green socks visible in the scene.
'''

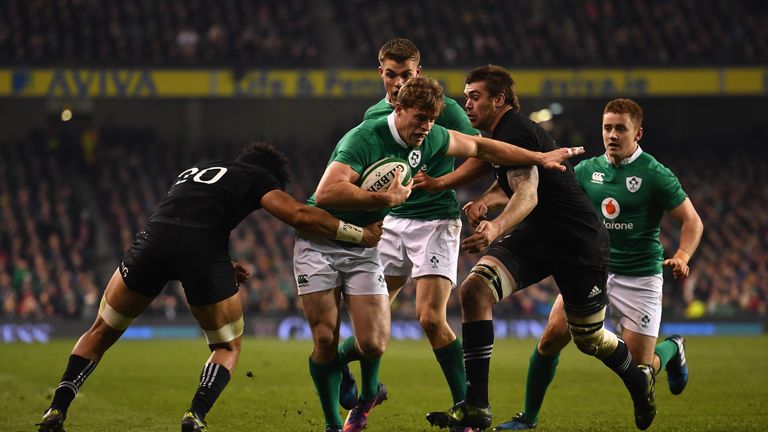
[523,345,560,423]
[434,338,467,403]
[338,336,381,401]
[654,338,679,372]
[309,357,343,428]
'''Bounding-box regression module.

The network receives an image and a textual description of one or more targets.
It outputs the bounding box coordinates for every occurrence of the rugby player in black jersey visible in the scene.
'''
[424,66,657,431]
[36,143,383,432]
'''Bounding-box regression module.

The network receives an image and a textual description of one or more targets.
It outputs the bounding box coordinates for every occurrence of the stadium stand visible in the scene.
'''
[1,0,766,67]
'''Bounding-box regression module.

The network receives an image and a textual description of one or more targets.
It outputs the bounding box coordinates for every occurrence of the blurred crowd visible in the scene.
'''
[1,0,766,67]
[0,0,321,67]
[1,126,766,322]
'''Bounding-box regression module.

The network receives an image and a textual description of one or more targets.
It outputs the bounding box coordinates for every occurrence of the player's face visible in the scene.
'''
[379,59,421,103]
[464,81,497,131]
[602,112,643,162]
[395,105,436,147]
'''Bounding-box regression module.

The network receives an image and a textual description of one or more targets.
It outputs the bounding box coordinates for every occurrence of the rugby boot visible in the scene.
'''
[343,383,387,432]
[339,363,359,410]
[493,412,537,430]
[665,335,688,395]
[632,365,657,430]
[427,400,492,430]
[36,408,65,432]
[180,410,208,432]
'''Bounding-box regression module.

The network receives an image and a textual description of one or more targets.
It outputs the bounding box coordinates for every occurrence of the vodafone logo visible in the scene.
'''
[601,197,620,220]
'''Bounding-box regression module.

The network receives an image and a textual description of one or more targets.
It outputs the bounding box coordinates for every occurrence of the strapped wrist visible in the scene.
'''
[335,221,364,244]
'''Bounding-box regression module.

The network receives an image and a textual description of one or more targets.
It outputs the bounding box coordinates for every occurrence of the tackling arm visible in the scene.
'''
[445,130,583,171]
[413,157,491,192]
[462,167,539,253]
[260,189,383,247]
[314,161,411,210]
[663,198,704,278]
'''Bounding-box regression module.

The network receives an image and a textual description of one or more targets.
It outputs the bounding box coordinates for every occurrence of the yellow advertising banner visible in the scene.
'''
[0,68,765,98]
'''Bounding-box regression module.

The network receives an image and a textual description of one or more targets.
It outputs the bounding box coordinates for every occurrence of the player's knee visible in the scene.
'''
[538,328,571,356]
[98,295,136,331]
[569,326,618,358]
[311,326,338,352]
[459,276,496,311]
[417,309,446,340]
[356,335,387,359]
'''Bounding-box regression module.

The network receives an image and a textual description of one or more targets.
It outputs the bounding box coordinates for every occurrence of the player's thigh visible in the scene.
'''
[414,275,452,318]
[189,290,244,331]
[471,231,547,302]
[346,293,391,350]
[104,268,156,317]
[607,273,663,339]
[300,288,342,332]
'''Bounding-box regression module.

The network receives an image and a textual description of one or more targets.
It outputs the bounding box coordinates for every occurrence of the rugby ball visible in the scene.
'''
[359,157,412,192]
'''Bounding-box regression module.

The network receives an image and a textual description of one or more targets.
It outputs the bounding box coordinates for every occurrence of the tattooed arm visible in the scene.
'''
[462,166,539,253]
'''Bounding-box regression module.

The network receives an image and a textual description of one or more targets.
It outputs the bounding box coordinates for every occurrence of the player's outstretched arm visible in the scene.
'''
[462,167,538,253]
[413,157,491,192]
[663,198,704,279]
[261,189,383,247]
[315,161,412,209]
[445,129,584,171]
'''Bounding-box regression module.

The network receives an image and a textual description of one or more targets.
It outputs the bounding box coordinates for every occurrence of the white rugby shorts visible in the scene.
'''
[292,237,388,296]
[606,272,663,337]
[378,215,461,286]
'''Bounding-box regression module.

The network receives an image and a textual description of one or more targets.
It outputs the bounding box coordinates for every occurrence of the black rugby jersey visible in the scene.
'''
[492,111,602,249]
[149,160,282,232]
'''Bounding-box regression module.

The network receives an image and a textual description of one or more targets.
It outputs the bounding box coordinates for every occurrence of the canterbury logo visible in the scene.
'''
[591,172,605,184]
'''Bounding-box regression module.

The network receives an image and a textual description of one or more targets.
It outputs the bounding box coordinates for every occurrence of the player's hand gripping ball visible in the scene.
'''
[359,157,412,192]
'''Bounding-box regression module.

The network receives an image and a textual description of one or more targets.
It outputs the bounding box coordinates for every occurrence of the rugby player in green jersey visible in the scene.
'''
[337,38,486,421]
[490,98,704,431]
[296,76,583,432]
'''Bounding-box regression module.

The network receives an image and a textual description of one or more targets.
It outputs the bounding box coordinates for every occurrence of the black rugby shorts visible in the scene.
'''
[120,221,238,306]
[484,227,610,316]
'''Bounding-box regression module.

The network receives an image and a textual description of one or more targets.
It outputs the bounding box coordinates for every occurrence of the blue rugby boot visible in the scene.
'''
[493,413,537,430]
[339,363,359,410]
[665,335,688,395]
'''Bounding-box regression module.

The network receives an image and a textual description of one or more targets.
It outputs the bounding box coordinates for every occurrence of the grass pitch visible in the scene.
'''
[3,336,767,431]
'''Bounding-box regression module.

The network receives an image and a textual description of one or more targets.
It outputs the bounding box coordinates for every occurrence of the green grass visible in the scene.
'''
[3,336,767,431]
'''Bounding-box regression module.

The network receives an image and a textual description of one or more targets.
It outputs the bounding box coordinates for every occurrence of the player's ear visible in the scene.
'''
[415,65,422,76]
[494,93,505,108]
[635,127,643,142]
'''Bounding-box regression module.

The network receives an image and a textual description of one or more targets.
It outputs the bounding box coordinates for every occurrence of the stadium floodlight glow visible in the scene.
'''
[549,102,563,115]
[61,107,73,122]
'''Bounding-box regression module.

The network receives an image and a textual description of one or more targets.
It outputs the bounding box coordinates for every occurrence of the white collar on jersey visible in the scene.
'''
[387,111,409,148]
[384,93,393,106]
[605,145,643,166]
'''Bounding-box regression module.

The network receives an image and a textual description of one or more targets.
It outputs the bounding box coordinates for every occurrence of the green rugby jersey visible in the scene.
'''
[574,148,687,276]
[307,114,451,228]
[364,96,478,220]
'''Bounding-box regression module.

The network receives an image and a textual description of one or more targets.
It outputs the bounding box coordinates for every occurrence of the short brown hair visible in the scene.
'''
[396,76,445,118]
[378,38,420,65]
[604,98,643,127]
[465,65,520,113]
